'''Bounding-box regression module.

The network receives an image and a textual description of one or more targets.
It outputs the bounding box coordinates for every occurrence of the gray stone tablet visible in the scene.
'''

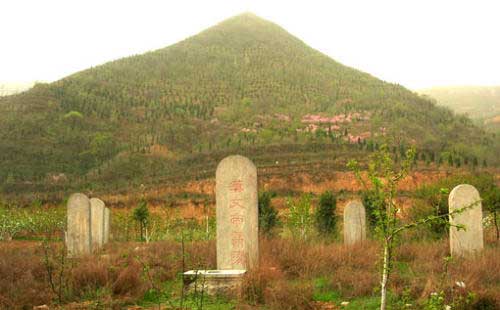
[216,155,258,270]
[66,193,92,256]
[103,207,110,244]
[343,200,366,245]
[449,184,484,257]
[90,198,105,250]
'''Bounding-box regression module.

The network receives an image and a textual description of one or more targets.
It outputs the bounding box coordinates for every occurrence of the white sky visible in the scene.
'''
[1,0,499,89]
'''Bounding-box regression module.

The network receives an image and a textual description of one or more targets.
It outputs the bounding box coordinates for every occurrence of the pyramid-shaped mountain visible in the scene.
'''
[0,13,496,195]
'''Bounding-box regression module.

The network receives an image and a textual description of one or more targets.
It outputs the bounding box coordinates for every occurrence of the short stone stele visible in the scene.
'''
[343,200,366,245]
[90,198,105,250]
[66,193,92,257]
[449,184,484,257]
[103,207,111,244]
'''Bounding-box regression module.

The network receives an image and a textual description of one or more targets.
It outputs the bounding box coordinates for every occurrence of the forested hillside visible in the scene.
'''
[420,86,500,132]
[0,13,497,196]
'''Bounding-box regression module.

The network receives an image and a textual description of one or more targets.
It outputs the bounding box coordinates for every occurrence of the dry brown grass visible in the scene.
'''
[263,280,315,310]
[392,240,500,308]
[0,237,498,309]
[0,239,218,309]
[110,258,144,298]
[0,242,52,309]
[241,252,314,310]
[258,238,381,297]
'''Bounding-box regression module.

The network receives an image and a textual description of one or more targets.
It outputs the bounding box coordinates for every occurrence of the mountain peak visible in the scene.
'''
[198,12,287,35]
[0,12,496,192]
[186,12,304,52]
[223,12,270,23]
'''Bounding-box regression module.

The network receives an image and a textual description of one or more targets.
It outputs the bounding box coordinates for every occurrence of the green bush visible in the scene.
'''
[361,189,386,232]
[286,194,314,240]
[315,191,337,237]
[258,191,278,236]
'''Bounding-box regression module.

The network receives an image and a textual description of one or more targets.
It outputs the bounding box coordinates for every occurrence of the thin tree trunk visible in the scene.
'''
[206,215,209,239]
[494,211,499,241]
[180,232,185,309]
[380,238,391,310]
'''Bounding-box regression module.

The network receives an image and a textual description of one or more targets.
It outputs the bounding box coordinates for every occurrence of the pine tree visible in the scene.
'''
[315,191,337,236]
[133,199,150,241]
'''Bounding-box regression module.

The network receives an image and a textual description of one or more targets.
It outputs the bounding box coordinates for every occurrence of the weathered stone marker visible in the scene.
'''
[343,200,366,245]
[90,198,105,250]
[66,193,92,256]
[216,155,258,270]
[183,155,257,296]
[449,184,484,257]
[103,207,110,244]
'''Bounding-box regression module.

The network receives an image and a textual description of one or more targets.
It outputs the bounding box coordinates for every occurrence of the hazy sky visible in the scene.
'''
[1,0,499,89]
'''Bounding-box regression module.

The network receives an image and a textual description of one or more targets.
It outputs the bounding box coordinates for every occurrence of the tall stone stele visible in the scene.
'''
[90,198,105,250]
[66,193,92,257]
[343,200,366,245]
[449,184,484,257]
[216,155,258,270]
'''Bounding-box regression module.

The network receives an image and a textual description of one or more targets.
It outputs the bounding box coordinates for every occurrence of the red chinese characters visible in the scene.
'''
[228,178,246,268]
[228,179,244,193]
[231,231,245,248]
[230,214,244,226]
[230,250,246,266]
[229,198,245,210]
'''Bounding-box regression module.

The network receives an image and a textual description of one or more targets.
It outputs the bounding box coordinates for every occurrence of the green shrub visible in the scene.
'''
[315,191,337,237]
[361,189,386,232]
[286,194,314,240]
[258,191,278,236]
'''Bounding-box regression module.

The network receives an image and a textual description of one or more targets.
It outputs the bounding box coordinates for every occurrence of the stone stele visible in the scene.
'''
[449,184,484,257]
[66,193,92,256]
[90,198,105,250]
[216,155,258,270]
[343,200,366,245]
[103,207,110,244]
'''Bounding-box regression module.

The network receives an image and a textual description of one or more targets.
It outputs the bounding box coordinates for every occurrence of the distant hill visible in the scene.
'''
[420,86,500,132]
[0,82,35,96]
[0,13,497,196]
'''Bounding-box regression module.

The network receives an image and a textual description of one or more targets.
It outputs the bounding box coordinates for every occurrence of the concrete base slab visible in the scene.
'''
[183,270,246,297]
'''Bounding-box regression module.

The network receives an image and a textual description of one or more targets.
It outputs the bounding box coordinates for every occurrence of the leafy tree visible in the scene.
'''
[472,156,479,169]
[258,191,278,236]
[286,194,313,240]
[133,199,149,241]
[361,189,386,231]
[447,154,454,166]
[63,111,84,129]
[89,133,117,164]
[315,191,337,236]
